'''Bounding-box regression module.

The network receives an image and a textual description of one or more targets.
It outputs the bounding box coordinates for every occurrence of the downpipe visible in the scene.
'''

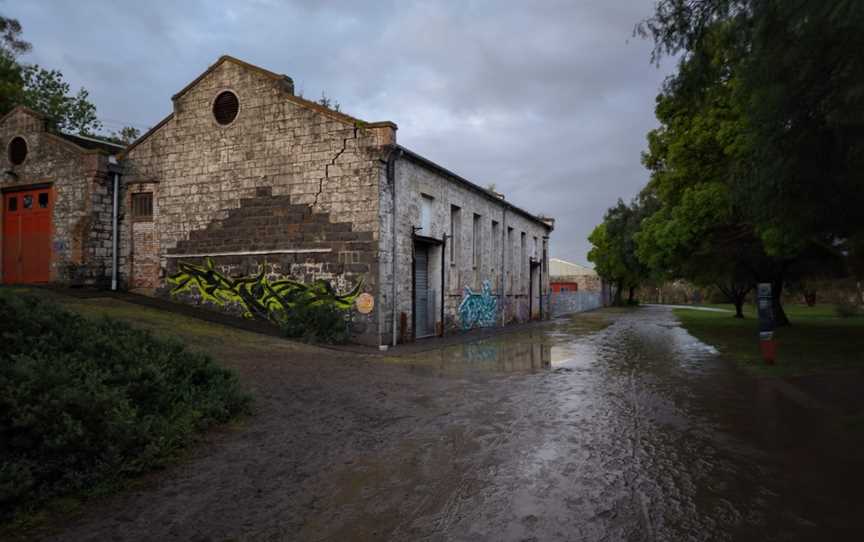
[109,156,120,291]
[388,147,403,347]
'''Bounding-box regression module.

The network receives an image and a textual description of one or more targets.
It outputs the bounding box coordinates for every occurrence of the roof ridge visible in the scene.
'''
[124,55,396,157]
[171,55,294,102]
[0,105,47,127]
[61,132,125,149]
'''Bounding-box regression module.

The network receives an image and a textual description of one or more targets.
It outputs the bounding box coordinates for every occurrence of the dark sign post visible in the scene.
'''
[757,283,776,364]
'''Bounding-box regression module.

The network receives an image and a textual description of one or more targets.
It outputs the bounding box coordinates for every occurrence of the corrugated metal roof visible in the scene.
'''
[58,133,125,154]
[550,258,596,277]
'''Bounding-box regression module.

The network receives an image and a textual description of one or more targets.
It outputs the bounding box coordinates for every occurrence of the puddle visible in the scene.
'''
[388,323,608,377]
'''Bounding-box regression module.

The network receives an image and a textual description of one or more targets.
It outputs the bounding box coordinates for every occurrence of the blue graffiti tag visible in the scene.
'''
[458,280,498,330]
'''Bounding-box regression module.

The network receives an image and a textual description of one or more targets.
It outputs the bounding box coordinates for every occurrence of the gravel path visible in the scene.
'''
[36,305,864,541]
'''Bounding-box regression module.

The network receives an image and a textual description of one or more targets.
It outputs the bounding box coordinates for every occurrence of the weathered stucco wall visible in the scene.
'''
[121,58,390,343]
[550,291,603,317]
[0,108,114,284]
[382,154,552,340]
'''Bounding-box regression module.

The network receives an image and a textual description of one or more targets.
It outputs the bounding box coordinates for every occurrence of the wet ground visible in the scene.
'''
[42,305,864,541]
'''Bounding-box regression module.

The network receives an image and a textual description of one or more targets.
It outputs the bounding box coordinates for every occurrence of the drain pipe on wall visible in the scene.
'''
[387,146,403,347]
[541,235,549,319]
[440,234,447,336]
[108,156,121,291]
[500,206,507,327]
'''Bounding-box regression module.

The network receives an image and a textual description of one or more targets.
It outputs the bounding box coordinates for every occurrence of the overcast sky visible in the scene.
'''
[7,0,673,265]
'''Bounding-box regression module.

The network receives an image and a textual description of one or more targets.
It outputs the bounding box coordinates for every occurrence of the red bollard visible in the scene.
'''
[759,332,776,365]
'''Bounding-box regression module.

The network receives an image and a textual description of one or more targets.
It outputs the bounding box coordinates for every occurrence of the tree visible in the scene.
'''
[0,15,28,115]
[20,65,102,135]
[634,27,766,318]
[107,126,141,145]
[639,0,864,257]
[0,15,30,57]
[0,49,23,114]
[0,14,102,135]
[588,198,653,306]
[635,0,864,325]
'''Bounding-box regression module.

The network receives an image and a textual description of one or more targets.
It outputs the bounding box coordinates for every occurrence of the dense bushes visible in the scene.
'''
[0,290,251,521]
[278,301,351,344]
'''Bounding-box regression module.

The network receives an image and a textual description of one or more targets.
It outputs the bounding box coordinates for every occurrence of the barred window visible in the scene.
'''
[213,90,240,125]
[132,192,153,219]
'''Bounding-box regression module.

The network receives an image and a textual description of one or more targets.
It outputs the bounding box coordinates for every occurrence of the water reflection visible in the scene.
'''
[400,333,553,375]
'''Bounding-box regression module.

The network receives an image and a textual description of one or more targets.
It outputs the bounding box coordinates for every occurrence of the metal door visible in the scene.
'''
[414,245,432,338]
[2,188,52,284]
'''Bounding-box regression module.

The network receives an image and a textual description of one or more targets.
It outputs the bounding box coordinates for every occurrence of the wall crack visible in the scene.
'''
[312,126,357,209]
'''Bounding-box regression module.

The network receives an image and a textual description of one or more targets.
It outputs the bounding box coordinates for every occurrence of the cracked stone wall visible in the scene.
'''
[122,59,389,344]
[0,108,114,285]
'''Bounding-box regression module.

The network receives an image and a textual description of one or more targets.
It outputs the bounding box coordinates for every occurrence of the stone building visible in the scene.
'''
[0,106,124,286]
[0,55,553,345]
[548,258,604,316]
[549,258,601,293]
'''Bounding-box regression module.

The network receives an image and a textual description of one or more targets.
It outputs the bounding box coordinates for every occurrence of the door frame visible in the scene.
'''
[412,234,444,340]
[529,257,542,320]
[2,182,54,284]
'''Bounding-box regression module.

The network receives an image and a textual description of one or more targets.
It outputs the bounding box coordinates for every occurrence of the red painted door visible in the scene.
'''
[2,188,52,284]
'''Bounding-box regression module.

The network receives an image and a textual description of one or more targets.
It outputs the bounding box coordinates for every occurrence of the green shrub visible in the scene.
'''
[278,301,351,344]
[0,290,251,521]
[836,299,861,318]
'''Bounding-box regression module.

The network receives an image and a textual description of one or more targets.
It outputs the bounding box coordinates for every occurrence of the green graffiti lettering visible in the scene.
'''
[167,257,363,323]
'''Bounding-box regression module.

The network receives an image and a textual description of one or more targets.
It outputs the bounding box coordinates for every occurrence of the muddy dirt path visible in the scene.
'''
[44,306,864,541]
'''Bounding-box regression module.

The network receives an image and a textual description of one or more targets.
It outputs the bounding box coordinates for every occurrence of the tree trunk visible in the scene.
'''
[627,286,636,304]
[772,278,790,327]
[716,281,749,319]
[734,296,745,318]
[613,279,624,306]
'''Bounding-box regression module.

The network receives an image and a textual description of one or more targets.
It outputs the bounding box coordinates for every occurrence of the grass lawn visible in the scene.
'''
[2,287,290,355]
[674,303,864,377]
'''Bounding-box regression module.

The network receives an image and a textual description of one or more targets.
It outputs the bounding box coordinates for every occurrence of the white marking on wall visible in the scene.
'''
[165,248,332,258]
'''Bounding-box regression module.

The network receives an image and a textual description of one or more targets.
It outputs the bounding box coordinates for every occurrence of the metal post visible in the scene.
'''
[757,282,776,364]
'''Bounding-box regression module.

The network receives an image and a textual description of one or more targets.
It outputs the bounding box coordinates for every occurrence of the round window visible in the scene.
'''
[8,137,27,165]
[212,91,240,125]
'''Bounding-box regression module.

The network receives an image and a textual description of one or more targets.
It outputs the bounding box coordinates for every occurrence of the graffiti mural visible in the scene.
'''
[458,280,498,330]
[167,257,363,324]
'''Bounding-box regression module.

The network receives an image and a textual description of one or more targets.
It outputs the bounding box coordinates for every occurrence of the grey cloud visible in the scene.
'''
[8,0,672,264]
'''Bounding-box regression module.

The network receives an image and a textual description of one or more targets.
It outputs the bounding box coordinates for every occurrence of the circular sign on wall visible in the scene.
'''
[355,293,375,314]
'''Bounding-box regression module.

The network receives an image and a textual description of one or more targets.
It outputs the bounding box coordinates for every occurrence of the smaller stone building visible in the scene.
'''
[0,56,554,346]
[549,258,603,316]
[550,258,601,293]
[0,106,123,286]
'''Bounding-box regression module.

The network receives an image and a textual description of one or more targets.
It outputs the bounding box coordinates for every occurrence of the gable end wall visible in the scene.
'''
[122,60,386,343]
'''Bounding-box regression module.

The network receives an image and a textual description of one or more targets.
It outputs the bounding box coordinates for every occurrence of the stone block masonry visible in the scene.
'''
[1,54,555,346]
[382,149,553,341]
[0,107,120,285]
[121,56,393,344]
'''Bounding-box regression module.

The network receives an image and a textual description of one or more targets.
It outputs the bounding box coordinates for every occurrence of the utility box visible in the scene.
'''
[757,283,774,333]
